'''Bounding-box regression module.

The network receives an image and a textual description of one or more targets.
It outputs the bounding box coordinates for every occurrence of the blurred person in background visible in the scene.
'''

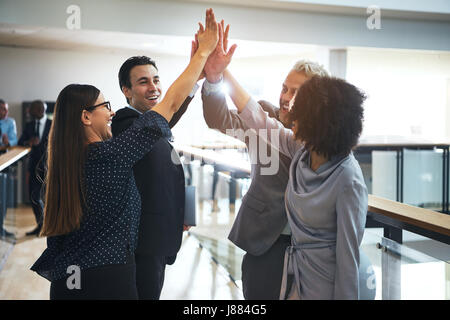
[18,100,52,236]
[0,99,18,152]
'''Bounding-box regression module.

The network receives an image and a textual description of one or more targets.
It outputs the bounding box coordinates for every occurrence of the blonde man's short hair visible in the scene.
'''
[292,59,329,78]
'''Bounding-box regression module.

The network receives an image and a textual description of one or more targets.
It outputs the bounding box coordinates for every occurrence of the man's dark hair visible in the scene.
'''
[0,99,5,105]
[118,56,157,90]
[118,56,158,104]
[288,76,366,159]
[30,100,46,110]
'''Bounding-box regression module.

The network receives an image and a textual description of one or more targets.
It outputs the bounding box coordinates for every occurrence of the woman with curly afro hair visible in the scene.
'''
[222,69,368,300]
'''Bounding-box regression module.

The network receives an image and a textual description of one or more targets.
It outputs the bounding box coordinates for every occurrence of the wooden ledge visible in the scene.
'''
[173,144,251,174]
[0,147,31,172]
[368,194,450,237]
[190,141,247,150]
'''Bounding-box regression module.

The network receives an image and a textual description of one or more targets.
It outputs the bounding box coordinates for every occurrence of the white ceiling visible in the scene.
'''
[1,0,449,52]
[0,23,323,58]
[180,0,450,21]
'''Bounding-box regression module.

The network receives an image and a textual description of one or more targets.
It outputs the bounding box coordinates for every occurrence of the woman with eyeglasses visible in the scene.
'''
[30,9,219,300]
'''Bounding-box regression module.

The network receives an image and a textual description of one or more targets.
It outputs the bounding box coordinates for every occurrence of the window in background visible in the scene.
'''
[347,48,450,142]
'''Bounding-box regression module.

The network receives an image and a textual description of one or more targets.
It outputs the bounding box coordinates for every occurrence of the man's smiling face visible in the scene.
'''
[278,70,309,126]
[122,64,162,113]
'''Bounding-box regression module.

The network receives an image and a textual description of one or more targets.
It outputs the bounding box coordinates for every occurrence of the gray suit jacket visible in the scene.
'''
[201,84,291,256]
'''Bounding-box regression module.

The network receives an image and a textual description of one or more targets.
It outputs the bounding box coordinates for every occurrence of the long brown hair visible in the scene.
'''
[40,84,100,237]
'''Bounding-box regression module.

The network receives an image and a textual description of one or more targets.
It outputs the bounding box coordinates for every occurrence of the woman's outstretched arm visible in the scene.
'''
[152,8,218,122]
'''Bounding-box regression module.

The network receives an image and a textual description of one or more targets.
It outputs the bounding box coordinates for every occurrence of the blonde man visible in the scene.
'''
[202,54,328,299]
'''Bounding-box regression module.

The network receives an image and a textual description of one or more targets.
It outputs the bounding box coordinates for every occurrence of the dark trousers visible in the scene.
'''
[50,254,138,300]
[29,174,43,229]
[241,234,291,300]
[135,253,169,300]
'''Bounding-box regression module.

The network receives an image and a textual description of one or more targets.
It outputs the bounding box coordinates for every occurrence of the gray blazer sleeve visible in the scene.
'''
[334,181,368,299]
[201,84,251,137]
[239,97,300,158]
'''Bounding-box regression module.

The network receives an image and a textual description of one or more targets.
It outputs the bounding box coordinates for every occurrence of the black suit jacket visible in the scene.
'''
[18,118,51,175]
[111,97,192,261]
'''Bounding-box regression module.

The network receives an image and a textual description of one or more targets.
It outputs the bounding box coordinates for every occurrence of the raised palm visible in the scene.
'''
[192,20,237,83]
[196,8,219,56]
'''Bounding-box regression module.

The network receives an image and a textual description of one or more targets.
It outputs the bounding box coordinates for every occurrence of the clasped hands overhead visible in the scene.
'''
[191,8,238,84]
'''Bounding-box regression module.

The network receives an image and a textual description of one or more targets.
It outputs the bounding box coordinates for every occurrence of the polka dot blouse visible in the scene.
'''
[31,111,172,282]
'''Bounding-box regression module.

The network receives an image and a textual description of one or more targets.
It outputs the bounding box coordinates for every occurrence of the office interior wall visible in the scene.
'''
[346,48,450,141]
[0,45,191,133]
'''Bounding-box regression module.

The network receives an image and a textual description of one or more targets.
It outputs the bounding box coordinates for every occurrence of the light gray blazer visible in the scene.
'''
[201,84,291,256]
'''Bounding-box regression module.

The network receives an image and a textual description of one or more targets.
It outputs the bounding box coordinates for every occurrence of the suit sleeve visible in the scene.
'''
[239,97,300,158]
[201,82,251,136]
[168,83,199,128]
[168,95,193,128]
[18,123,31,146]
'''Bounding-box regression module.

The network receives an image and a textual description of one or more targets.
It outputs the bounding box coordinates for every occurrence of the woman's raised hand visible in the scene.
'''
[150,8,219,122]
[196,8,219,56]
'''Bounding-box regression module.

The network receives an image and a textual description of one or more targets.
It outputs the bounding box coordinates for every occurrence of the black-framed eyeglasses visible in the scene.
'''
[84,101,112,112]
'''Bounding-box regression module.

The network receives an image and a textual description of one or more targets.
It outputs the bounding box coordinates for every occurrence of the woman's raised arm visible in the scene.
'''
[152,8,218,122]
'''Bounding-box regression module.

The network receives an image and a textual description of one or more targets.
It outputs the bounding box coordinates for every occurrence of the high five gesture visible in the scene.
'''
[153,8,219,121]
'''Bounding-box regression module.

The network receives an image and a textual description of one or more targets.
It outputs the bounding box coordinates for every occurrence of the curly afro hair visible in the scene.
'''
[288,76,366,159]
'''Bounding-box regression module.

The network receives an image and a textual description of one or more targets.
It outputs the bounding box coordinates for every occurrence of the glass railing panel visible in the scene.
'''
[362,229,450,300]
[403,149,443,210]
[191,233,245,283]
[184,148,450,300]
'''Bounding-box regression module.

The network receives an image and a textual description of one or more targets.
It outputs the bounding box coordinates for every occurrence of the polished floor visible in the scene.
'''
[0,205,50,300]
[0,205,243,300]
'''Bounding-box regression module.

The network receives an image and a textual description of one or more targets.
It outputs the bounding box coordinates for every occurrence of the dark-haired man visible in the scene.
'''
[112,56,197,300]
[19,100,52,236]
